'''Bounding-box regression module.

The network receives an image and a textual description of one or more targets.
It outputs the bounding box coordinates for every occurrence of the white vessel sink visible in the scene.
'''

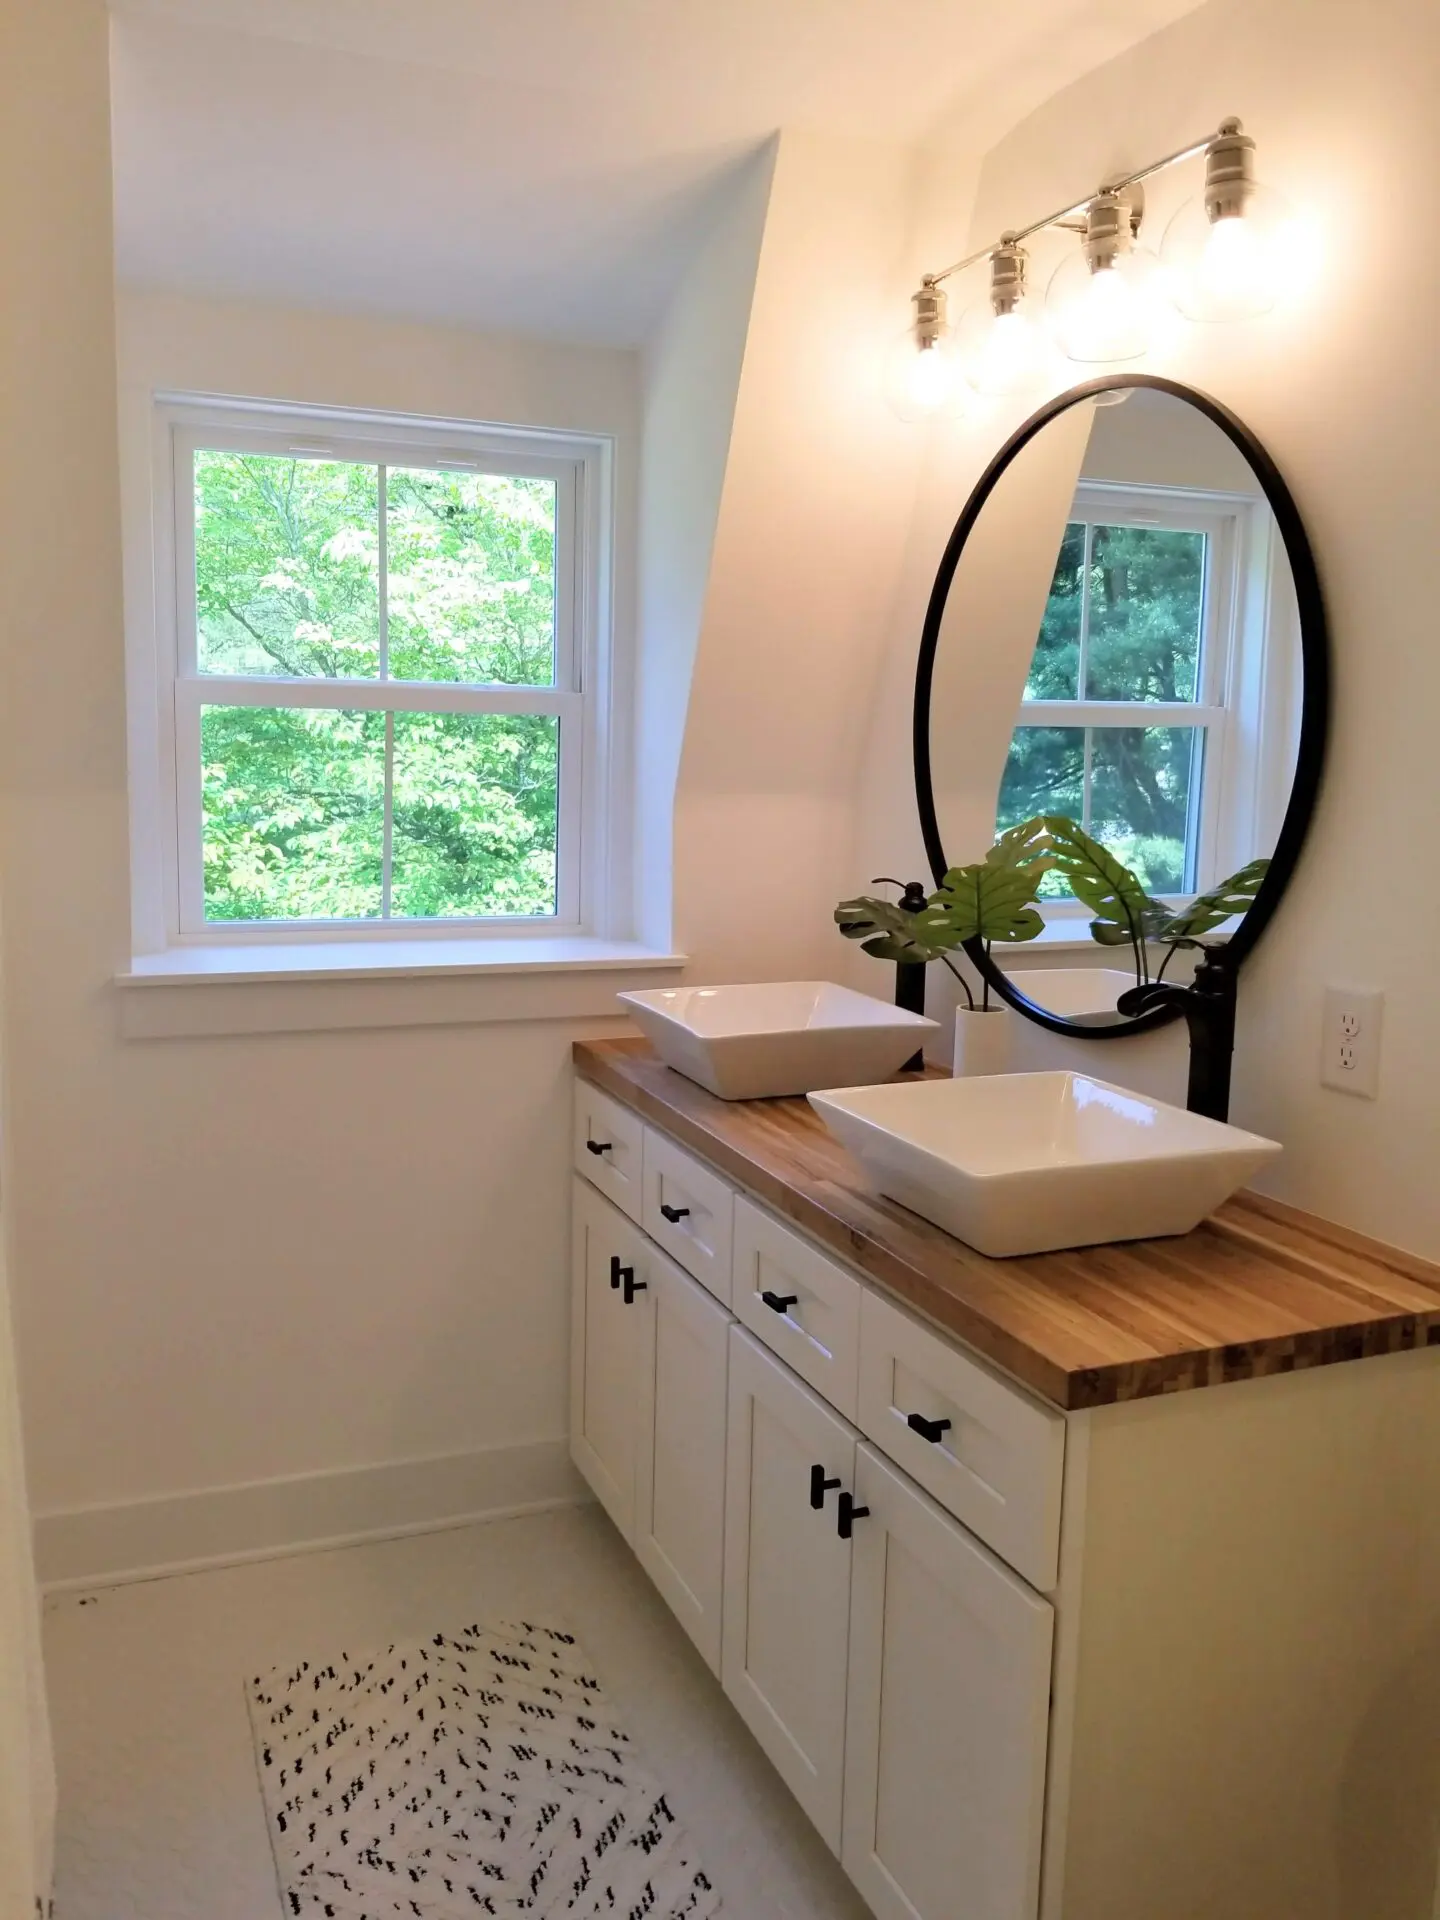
[617,982,939,1101]
[807,1070,1281,1258]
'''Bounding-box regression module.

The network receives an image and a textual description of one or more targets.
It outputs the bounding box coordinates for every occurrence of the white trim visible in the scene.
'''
[136,394,625,954]
[117,936,684,985]
[112,940,685,1039]
[35,1440,589,1592]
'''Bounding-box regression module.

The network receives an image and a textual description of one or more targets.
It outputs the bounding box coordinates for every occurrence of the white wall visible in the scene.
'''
[6,281,647,1553]
[670,128,931,984]
[634,145,776,952]
[858,0,1440,1255]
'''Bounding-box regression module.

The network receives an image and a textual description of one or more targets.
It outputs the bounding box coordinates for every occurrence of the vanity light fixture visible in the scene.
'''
[954,236,1059,397]
[892,117,1291,405]
[1159,118,1295,322]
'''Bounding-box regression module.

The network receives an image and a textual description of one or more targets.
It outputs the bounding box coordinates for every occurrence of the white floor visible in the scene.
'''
[44,1502,870,1920]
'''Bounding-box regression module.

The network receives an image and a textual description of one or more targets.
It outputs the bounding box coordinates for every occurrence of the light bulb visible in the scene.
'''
[884,281,964,422]
[1045,249,1162,363]
[955,242,1058,398]
[954,307,1055,398]
[909,339,961,411]
[1161,186,1294,321]
[1160,119,1296,322]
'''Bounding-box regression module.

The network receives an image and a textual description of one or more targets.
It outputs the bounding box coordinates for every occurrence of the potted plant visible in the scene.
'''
[835,824,1053,1075]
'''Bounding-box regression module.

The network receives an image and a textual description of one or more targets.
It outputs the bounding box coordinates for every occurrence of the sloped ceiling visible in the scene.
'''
[109,0,1206,346]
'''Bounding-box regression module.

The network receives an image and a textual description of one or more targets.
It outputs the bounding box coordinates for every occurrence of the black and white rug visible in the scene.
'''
[246,1617,723,1918]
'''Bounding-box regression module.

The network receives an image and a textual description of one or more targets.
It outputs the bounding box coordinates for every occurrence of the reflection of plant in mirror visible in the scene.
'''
[835,829,1053,1012]
[1028,812,1269,987]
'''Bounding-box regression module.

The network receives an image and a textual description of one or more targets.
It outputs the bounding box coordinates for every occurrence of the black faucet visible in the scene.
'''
[1116,945,1238,1123]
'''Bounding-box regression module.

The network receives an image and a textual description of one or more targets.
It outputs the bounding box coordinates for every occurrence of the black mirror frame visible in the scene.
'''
[912,373,1330,1041]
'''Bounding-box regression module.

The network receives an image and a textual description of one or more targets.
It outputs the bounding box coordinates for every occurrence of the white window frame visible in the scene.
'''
[143,397,617,949]
[1006,479,1267,910]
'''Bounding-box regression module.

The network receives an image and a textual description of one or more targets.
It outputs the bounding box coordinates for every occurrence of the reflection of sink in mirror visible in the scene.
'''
[808,1071,1282,1258]
[617,982,939,1101]
[1002,967,1189,1105]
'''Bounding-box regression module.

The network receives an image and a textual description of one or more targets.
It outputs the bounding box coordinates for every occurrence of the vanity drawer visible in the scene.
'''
[857,1289,1064,1591]
[642,1131,734,1306]
[732,1198,860,1419]
[573,1081,645,1222]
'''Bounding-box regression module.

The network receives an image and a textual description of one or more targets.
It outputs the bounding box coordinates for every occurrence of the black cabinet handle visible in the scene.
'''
[622,1271,647,1305]
[809,1464,841,1510]
[609,1255,632,1292]
[585,1139,612,1156]
[906,1412,953,1444]
[836,1491,871,1540]
[659,1203,691,1224]
[761,1290,799,1314]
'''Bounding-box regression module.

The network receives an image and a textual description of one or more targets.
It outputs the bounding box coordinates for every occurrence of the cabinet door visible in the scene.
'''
[569,1178,648,1541]
[721,1327,856,1850]
[841,1444,1054,1920]
[634,1247,731,1675]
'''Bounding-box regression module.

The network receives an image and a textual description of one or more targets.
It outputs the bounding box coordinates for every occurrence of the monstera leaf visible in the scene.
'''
[834,893,961,966]
[985,816,1054,876]
[1039,815,1159,947]
[1154,858,1271,945]
[930,856,1050,946]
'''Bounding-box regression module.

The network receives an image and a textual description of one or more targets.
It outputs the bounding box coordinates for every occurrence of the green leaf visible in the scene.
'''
[1040,815,1158,942]
[1154,858,1271,942]
[984,816,1054,875]
[834,895,961,964]
[930,860,1048,945]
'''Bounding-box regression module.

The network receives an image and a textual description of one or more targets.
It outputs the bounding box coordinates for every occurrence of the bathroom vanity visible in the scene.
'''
[571,1038,1440,1920]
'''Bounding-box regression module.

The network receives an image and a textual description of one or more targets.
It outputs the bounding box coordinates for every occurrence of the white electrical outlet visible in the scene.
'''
[1321,986,1384,1098]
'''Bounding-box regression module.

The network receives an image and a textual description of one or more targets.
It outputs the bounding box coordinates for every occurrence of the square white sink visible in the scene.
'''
[807,1070,1282,1258]
[617,982,939,1101]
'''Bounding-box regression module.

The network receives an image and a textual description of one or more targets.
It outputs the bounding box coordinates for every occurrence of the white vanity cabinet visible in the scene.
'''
[572,1058,1440,1920]
[570,1088,1056,1920]
[722,1326,857,1847]
[842,1444,1053,1920]
[570,1177,729,1672]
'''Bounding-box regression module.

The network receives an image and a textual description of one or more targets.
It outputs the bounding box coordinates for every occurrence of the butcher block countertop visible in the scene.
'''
[574,1038,1440,1411]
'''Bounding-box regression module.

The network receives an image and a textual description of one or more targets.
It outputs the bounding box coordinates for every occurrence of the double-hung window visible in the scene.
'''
[154,404,610,942]
[998,482,1273,902]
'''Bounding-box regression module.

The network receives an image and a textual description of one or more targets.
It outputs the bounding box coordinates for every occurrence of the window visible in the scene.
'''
[998,484,1252,900]
[151,404,613,943]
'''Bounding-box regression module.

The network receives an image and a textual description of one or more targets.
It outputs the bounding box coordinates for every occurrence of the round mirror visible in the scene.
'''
[913,376,1328,1039]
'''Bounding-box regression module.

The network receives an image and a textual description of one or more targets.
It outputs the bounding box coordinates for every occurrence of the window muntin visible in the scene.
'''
[999,486,1237,900]
[169,415,591,936]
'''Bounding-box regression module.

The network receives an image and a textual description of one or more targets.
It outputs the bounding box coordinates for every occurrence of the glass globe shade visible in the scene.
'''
[883,322,965,423]
[1160,180,1296,322]
[954,300,1057,399]
[1045,246,1163,364]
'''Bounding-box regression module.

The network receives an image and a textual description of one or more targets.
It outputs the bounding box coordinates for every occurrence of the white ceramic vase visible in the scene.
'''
[952,1004,1013,1078]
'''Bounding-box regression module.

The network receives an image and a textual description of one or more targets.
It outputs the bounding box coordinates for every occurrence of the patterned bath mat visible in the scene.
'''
[246,1617,722,1918]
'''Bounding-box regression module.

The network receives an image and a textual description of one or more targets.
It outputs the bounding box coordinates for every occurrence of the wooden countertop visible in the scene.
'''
[575,1038,1440,1410]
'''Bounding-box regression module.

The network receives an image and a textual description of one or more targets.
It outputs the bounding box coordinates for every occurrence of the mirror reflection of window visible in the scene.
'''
[995,393,1300,908]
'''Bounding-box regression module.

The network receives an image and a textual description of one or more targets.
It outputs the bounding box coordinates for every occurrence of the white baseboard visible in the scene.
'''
[35,1439,588,1592]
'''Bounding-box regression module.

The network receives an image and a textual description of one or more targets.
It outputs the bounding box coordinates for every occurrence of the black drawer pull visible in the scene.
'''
[809,1464,841,1510]
[761,1290,799,1314]
[906,1412,953,1444]
[659,1203,691,1224]
[585,1139,612,1156]
[609,1255,632,1292]
[837,1491,871,1540]
[622,1271,647,1305]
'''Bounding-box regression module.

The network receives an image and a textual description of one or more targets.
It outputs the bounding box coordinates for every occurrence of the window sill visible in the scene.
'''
[993,916,1103,956]
[115,937,686,1040]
